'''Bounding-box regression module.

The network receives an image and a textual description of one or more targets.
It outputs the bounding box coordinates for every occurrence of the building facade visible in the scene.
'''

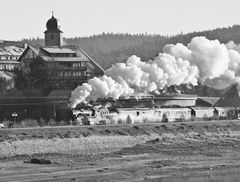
[0,46,25,89]
[18,14,104,89]
[0,46,24,71]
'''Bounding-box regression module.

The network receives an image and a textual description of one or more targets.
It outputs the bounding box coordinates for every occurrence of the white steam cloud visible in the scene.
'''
[70,36,240,108]
[163,37,240,89]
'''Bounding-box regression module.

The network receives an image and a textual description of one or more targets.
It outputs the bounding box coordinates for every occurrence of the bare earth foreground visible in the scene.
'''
[1,121,240,181]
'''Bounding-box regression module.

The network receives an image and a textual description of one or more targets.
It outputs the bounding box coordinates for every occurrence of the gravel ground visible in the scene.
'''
[1,120,240,181]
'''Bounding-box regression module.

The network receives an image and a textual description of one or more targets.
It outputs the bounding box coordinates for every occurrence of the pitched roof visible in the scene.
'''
[0,46,25,56]
[18,44,104,73]
[154,93,197,100]
[18,45,39,61]
[197,97,219,106]
[42,47,75,54]
[28,45,40,55]
[214,107,236,111]
[214,84,240,107]
[77,47,105,73]
[41,56,89,62]
[190,107,215,111]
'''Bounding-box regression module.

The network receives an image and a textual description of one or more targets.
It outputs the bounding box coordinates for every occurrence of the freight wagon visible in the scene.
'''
[214,107,237,120]
[190,107,215,121]
[156,108,192,122]
[72,106,240,125]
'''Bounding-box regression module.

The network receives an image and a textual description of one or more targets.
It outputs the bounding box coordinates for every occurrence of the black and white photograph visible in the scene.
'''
[1,0,240,181]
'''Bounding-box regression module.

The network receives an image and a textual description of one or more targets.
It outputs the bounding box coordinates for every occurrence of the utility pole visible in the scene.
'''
[53,99,56,121]
[24,109,27,119]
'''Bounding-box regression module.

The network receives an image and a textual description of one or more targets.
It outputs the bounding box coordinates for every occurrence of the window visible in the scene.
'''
[136,111,139,116]
[73,63,82,67]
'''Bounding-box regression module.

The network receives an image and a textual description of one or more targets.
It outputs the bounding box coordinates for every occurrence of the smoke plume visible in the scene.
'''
[69,36,240,108]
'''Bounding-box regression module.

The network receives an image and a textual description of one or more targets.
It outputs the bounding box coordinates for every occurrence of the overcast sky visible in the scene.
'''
[1,0,240,40]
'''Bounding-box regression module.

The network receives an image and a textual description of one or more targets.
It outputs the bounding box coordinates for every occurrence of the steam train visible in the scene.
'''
[72,106,240,125]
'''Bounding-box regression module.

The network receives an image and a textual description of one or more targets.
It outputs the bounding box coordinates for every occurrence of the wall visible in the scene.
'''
[45,32,63,47]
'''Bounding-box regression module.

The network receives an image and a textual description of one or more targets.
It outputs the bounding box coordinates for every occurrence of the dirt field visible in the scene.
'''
[1,120,240,181]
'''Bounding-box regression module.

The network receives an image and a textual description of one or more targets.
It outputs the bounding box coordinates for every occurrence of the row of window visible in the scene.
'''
[0,56,19,61]
[58,71,86,77]
[195,110,213,114]
[162,111,191,115]
[0,64,17,70]
[73,63,82,67]
[48,62,84,68]
[50,53,78,57]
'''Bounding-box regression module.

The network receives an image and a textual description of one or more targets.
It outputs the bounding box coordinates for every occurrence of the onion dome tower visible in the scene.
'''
[44,12,63,47]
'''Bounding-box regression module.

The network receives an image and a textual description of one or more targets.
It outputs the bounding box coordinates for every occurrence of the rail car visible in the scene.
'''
[72,106,240,125]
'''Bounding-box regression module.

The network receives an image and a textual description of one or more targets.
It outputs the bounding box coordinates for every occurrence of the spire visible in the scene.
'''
[52,11,54,18]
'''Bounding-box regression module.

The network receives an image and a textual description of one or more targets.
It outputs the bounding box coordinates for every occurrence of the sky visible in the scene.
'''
[1,0,240,40]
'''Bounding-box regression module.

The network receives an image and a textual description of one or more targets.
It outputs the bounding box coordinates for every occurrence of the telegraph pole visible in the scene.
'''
[53,99,56,121]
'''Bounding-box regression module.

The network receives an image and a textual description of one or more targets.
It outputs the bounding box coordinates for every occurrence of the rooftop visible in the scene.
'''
[42,47,75,54]
[190,107,215,110]
[197,97,219,106]
[0,46,25,56]
[41,56,89,62]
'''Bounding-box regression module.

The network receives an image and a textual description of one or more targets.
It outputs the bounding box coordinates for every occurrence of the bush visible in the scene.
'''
[30,158,51,164]
[48,119,56,126]
[38,117,46,127]
[20,119,39,128]
[72,119,79,125]
[59,120,67,126]
[117,119,123,124]
[3,120,12,128]
[143,118,149,124]
[175,115,186,122]
[162,114,168,123]
[190,115,196,121]
[66,119,73,125]
[63,131,73,138]
[203,114,208,121]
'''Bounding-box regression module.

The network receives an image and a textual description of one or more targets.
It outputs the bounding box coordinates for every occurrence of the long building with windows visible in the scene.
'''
[0,46,24,71]
[18,14,104,89]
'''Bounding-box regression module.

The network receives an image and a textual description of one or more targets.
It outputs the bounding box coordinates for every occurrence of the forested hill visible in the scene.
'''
[21,24,240,69]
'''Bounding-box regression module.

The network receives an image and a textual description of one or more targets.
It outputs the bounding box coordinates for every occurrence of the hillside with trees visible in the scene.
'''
[21,25,240,70]
[14,24,240,97]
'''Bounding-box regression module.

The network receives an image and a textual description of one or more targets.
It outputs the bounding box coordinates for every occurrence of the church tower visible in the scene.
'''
[44,12,63,47]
